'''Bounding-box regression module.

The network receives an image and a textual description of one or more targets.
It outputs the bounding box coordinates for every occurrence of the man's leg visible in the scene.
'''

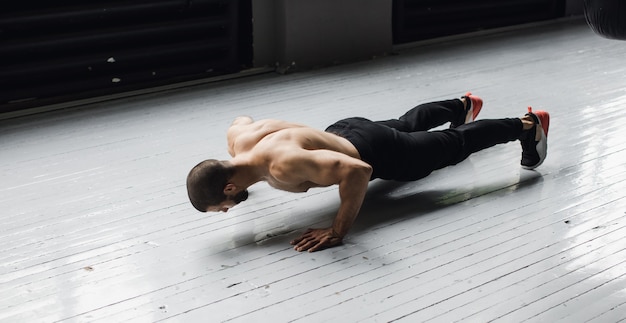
[399,108,551,181]
[445,118,524,164]
[445,108,549,168]
[383,117,523,181]
[375,93,481,132]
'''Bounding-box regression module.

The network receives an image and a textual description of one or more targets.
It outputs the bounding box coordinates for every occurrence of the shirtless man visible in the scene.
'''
[186,93,550,252]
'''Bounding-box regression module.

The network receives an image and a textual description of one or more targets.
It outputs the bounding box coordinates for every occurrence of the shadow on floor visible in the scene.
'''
[350,170,545,233]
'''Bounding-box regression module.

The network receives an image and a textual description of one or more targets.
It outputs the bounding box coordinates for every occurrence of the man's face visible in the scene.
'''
[205,189,249,213]
[231,189,249,204]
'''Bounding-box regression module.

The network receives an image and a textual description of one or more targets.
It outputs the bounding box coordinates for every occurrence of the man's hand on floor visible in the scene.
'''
[290,228,343,252]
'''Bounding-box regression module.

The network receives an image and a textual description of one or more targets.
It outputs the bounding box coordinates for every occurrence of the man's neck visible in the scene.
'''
[229,157,266,188]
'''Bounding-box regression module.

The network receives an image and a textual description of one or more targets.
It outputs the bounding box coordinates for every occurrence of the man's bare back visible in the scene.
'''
[226,116,364,192]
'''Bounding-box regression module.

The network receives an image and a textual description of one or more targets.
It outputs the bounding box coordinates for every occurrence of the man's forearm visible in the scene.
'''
[331,168,371,237]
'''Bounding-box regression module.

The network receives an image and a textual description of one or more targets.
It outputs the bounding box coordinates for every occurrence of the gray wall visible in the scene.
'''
[253,0,392,72]
[250,0,279,69]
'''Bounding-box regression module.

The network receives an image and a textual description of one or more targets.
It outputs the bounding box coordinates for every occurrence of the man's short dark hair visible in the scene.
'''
[186,159,234,212]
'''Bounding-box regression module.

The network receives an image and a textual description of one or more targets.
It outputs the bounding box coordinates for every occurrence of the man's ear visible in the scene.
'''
[223,183,236,194]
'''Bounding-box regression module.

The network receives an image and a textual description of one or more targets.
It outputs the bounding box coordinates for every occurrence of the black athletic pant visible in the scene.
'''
[325,99,525,181]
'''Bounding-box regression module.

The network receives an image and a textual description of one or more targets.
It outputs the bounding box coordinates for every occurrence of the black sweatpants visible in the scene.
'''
[325,99,524,181]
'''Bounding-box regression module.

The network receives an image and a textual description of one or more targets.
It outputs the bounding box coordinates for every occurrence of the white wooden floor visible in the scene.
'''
[2,17,626,323]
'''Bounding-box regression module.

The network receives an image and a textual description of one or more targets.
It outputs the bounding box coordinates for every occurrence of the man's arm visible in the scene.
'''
[271,149,373,252]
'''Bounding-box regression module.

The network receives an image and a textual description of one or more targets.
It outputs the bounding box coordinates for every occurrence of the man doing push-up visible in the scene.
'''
[186,93,550,252]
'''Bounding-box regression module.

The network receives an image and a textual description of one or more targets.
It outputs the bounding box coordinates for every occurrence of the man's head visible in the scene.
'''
[186,159,249,212]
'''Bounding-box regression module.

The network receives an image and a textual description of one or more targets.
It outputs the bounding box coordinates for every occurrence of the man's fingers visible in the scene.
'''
[299,236,331,253]
[291,228,341,252]
[290,237,302,245]
[290,228,316,245]
[294,239,316,252]
[294,235,327,252]
[307,240,326,252]
[295,237,314,249]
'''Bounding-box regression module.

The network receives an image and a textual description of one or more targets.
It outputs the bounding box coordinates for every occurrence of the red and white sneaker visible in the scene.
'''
[463,92,483,124]
[521,107,550,169]
[451,92,483,128]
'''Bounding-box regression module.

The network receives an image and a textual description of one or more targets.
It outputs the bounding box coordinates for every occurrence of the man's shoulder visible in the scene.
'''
[230,115,254,126]
[229,119,312,156]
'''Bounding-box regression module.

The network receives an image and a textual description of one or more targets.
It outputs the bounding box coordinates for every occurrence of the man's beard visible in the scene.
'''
[231,189,249,204]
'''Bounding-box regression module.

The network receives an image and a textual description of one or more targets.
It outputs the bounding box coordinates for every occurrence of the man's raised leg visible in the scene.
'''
[375,93,483,132]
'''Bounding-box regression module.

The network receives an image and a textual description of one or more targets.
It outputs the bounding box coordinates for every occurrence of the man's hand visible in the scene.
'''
[290,228,343,252]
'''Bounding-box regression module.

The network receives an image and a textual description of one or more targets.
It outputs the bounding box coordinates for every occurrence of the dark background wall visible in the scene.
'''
[1,0,582,115]
[1,0,250,114]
